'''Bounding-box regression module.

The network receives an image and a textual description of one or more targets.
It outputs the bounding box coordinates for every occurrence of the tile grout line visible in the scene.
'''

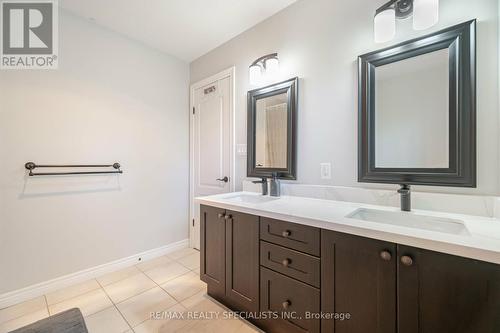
[139,252,200,302]
[44,279,102,313]
[116,268,186,329]
[0,297,46,326]
[95,279,134,332]
[140,266,184,305]
[43,295,49,317]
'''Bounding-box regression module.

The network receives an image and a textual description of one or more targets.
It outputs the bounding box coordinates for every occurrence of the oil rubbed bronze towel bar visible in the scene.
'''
[24,162,123,176]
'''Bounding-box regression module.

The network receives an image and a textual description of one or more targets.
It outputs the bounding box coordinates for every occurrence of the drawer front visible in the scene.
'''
[260,217,320,256]
[260,241,320,288]
[260,267,320,333]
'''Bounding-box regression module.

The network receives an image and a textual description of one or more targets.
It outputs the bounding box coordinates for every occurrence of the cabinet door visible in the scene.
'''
[398,245,500,333]
[200,205,226,299]
[225,210,260,312]
[321,230,397,333]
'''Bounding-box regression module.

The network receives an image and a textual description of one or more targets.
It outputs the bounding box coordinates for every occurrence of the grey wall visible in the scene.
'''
[190,0,500,195]
[0,11,190,294]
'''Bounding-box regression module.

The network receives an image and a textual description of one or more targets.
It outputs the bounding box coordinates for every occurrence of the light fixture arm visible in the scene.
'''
[375,0,398,15]
[376,0,413,19]
[250,53,278,68]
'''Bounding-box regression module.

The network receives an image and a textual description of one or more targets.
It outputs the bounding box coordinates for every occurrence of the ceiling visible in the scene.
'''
[60,0,297,62]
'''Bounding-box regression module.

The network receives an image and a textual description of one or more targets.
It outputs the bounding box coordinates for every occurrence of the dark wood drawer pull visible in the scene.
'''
[282,230,291,237]
[282,258,291,267]
[380,250,392,261]
[282,300,291,310]
[401,255,413,266]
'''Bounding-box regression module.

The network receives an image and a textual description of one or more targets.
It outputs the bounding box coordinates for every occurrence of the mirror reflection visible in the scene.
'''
[255,93,288,169]
[375,48,449,169]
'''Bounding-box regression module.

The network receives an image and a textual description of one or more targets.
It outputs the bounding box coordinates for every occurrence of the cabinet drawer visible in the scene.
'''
[260,217,320,256]
[260,267,320,333]
[260,241,320,288]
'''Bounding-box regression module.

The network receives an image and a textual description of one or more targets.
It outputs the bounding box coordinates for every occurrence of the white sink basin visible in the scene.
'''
[347,208,469,235]
[224,194,279,204]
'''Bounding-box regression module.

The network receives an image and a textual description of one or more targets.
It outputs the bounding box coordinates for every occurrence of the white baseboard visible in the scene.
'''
[0,239,189,309]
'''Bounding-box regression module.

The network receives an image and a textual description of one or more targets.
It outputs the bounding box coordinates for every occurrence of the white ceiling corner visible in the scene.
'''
[60,0,297,62]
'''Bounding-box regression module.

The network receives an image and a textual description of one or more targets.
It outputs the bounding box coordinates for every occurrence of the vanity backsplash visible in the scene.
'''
[242,180,500,219]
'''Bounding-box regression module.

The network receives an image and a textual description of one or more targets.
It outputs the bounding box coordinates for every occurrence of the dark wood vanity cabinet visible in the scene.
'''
[322,230,500,333]
[201,205,500,333]
[200,205,259,312]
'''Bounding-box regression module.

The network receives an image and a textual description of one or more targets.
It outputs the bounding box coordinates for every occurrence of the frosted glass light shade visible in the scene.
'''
[264,57,279,76]
[413,0,439,30]
[249,64,262,85]
[374,9,396,43]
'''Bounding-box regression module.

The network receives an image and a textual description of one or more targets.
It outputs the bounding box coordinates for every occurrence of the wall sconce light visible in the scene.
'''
[374,0,439,43]
[249,53,279,85]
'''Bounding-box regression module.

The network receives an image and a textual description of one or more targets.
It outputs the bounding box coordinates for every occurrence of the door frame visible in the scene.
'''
[189,66,236,249]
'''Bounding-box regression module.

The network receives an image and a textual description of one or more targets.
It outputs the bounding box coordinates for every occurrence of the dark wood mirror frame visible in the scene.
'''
[358,20,476,187]
[247,77,298,180]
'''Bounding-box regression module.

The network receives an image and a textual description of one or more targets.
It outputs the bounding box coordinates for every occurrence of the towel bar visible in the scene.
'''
[24,162,123,176]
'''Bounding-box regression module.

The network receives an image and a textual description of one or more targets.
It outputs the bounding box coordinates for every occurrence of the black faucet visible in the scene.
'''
[398,184,411,212]
[252,178,268,195]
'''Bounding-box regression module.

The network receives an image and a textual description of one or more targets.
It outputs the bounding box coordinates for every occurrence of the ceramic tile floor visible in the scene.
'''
[0,248,262,333]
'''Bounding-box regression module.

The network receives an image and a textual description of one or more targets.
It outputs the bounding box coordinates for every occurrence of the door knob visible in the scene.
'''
[282,300,291,310]
[224,214,232,220]
[216,176,229,183]
[380,250,392,261]
[282,230,291,238]
[282,258,291,267]
[400,255,414,266]
[218,213,225,219]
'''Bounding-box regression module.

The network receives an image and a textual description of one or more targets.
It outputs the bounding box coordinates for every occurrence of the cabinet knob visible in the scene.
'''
[282,300,291,310]
[400,255,414,266]
[282,258,291,267]
[282,230,291,238]
[380,250,392,261]
[224,214,232,220]
[218,213,225,219]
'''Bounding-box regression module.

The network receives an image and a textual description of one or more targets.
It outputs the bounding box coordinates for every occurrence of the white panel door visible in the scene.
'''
[191,75,231,249]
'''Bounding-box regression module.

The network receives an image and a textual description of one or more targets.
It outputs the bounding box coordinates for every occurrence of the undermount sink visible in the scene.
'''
[347,208,469,235]
[224,193,279,204]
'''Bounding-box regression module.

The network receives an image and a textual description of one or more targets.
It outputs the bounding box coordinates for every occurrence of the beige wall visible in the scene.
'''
[190,0,500,195]
[0,10,190,294]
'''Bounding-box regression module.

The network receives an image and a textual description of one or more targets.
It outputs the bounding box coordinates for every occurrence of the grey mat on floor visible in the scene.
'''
[9,308,88,333]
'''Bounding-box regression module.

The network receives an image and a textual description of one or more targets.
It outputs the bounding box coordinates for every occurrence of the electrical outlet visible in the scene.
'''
[320,163,331,179]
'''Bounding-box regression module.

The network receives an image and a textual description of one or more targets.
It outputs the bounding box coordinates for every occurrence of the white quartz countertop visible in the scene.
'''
[196,192,500,265]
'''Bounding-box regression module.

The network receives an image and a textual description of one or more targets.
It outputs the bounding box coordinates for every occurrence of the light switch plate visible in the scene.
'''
[320,163,331,179]
[236,144,247,156]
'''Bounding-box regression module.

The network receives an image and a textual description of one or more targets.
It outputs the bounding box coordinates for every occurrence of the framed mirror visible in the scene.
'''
[247,77,298,179]
[358,20,476,187]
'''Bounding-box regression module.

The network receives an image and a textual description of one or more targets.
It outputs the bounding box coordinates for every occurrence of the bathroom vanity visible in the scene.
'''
[197,192,500,333]
[197,19,499,333]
